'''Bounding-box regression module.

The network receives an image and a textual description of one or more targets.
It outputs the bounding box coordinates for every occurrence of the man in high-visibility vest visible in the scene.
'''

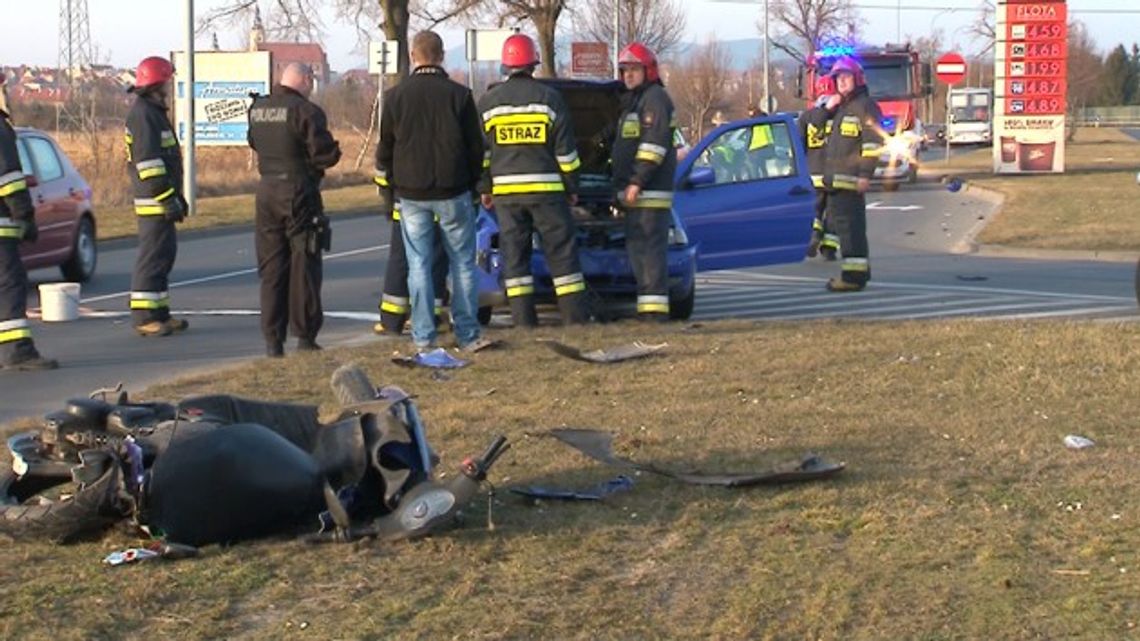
[0,78,57,370]
[125,56,189,336]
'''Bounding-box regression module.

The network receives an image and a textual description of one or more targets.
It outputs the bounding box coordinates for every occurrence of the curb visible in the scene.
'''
[923,173,1139,264]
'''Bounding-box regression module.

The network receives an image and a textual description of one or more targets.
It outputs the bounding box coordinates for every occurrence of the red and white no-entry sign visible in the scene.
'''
[936,52,967,85]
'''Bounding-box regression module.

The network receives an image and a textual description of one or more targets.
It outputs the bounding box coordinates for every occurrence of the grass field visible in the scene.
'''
[2,320,1139,640]
[922,128,1140,252]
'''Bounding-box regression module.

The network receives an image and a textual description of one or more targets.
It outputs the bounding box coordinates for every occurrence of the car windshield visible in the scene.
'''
[950,92,992,123]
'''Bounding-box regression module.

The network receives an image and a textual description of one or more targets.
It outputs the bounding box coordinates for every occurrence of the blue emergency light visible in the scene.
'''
[815,45,857,58]
[881,117,897,131]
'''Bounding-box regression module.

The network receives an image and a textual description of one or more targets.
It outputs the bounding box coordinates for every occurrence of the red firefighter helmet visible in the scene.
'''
[618,42,659,83]
[828,56,865,86]
[501,34,539,68]
[134,56,174,89]
[814,74,837,97]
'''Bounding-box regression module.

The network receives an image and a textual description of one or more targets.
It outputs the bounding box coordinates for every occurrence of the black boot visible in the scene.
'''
[508,296,538,329]
[297,338,322,352]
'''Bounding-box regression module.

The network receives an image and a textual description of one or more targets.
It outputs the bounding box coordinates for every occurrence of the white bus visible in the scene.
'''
[946,87,993,145]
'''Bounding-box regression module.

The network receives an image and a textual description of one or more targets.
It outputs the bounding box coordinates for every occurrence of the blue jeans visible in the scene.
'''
[399,193,481,348]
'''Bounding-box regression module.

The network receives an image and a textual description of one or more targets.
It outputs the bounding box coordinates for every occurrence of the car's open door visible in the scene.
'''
[672,114,815,271]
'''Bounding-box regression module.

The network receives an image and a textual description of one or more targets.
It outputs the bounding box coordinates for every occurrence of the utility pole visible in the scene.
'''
[57,0,93,128]
[183,0,196,216]
[612,0,620,78]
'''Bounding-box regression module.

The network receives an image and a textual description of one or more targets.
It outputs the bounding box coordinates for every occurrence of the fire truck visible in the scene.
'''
[800,44,932,191]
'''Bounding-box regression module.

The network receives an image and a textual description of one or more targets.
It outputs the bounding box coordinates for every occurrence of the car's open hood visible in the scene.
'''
[541,79,625,178]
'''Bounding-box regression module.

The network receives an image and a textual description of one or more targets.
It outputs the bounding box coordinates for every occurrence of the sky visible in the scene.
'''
[2,1,1136,72]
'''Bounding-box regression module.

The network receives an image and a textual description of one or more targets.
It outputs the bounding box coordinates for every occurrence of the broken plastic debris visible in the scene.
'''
[392,348,469,369]
[540,339,667,363]
[545,428,844,486]
[1063,435,1095,450]
[103,548,159,566]
[509,475,634,501]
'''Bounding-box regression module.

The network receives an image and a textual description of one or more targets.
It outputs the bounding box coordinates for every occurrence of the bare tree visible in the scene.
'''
[969,1,996,52]
[199,1,414,77]
[768,0,858,65]
[572,0,687,61]
[1067,20,1103,140]
[668,39,734,141]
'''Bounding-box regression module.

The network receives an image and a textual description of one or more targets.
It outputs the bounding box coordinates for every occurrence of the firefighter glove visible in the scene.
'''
[164,195,188,223]
[20,219,38,243]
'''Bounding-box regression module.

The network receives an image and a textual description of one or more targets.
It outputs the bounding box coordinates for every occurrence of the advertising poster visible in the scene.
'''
[172,51,271,147]
[993,0,1067,173]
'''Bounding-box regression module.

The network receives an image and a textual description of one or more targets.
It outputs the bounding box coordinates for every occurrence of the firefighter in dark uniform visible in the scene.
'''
[612,42,677,321]
[125,56,189,336]
[247,63,341,357]
[371,187,449,336]
[0,77,57,370]
[800,75,839,261]
[477,33,588,328]
[821,56,883,292]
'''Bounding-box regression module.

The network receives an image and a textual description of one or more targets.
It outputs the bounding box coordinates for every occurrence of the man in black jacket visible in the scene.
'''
[0,79,57,370]
[126,56,189,337]
[248,63,342,357]
[377,30,489,352]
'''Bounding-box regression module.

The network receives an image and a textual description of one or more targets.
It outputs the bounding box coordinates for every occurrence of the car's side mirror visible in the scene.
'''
[24,174,38,188]
[683,166,716,189]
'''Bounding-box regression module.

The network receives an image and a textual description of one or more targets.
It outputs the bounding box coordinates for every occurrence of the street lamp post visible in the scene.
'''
[183,0,196,217]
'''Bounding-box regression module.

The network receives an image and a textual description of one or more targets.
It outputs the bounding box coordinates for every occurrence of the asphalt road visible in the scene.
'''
[2,179,1136,423]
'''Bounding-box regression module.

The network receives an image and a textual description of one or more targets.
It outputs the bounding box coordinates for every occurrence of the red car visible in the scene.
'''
[14,127,97,282]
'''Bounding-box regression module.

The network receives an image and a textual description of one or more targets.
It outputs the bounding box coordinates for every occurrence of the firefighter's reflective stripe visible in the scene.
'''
[811,175,824,188]
[505,275,535,298]
[482,150,491,169]
[821,233,840,250]
[636,294,670,314]
[553,272,586,297]
[749,124,773,150]
[136,158,168,180]
[812,218,824,232]
[861,142,881,159]
[159,130,178,148]
[0,217,23,239]
[491,172,564,196]
[0,318,32,344]
[373,169,390,188]
[841,257,869,273]
[130,291,171,309]
[434,299,446,316]
[380,294,409,315]
[634,189,673,209]
[556,150,581,173]
[832,174,860,190]
[0,170,27,197]
[635,142,667,164]
[482,103,557,126]
[133,198,167,215]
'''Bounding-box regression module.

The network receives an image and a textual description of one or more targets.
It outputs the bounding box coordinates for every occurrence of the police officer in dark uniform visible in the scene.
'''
[371,192,449,337]
[477,34,588,328]
[0,75,57,370]
[247,63,341,357]
[612,42,677,321]
[126,56,189,337]
[820,56,883,292]
[800,76,840,261]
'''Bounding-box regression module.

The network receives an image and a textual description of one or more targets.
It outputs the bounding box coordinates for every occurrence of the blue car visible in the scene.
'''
[474,80,815,321]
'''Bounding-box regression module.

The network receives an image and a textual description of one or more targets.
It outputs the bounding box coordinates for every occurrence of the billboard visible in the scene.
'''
[993,0,1067,173]
[571,42,611,79]
[172,51,271,147]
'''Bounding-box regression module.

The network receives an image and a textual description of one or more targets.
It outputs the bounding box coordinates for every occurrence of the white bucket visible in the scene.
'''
[38,282,81,322]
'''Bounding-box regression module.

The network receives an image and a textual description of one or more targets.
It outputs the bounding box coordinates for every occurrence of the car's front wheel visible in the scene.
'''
[60,215,97,282]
